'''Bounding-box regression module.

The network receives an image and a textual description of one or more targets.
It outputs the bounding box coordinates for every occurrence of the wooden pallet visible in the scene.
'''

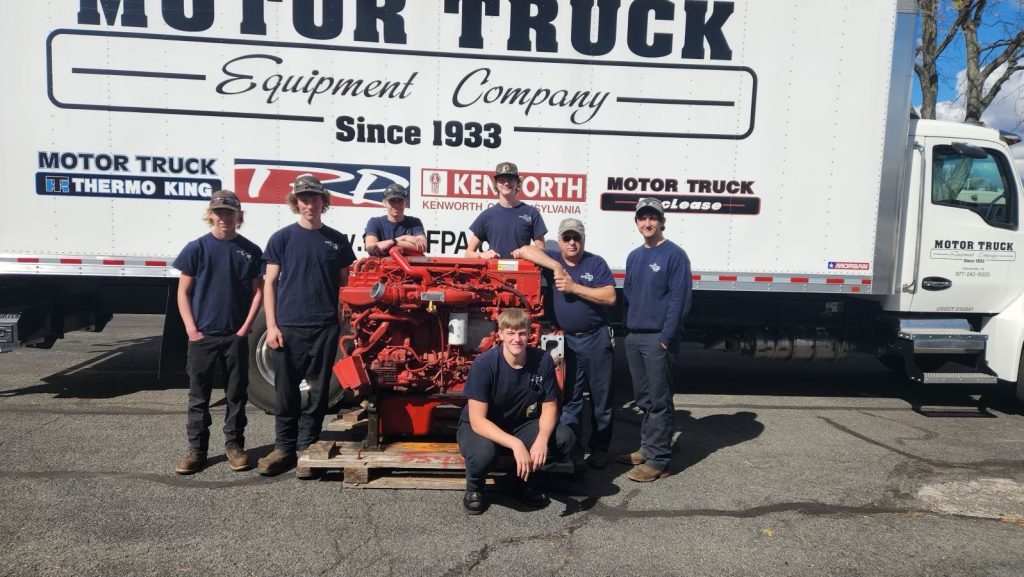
[298,409,573,489]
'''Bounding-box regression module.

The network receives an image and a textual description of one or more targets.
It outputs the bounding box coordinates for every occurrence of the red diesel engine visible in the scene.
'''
[332,248,556,445]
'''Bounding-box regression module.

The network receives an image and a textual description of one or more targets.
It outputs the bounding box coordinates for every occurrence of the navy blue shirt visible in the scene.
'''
[263,223,357,327]
[543,249,615,333]
[459,346,559,431]
[173,233,262,335]
[623,240,693,345]
[469,202,547,258]
[363,215,425,241]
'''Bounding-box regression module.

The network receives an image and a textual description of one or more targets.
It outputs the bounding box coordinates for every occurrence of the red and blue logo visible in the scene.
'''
[234,159,410,207]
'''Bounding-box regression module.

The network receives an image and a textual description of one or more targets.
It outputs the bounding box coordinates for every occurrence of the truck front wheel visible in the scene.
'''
[1015,347,1024,407]
[246,310,345,414]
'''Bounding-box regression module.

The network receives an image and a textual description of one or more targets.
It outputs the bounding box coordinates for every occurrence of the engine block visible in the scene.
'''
[332,248,549,439]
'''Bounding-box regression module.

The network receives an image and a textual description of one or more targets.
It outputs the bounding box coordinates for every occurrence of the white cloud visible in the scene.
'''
[935,64,1024,176]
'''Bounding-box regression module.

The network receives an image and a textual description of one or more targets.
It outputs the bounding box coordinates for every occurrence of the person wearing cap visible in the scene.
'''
[619,197,692,482]
[258,174,357,477]
[364,183,427,256]
[464,162,547,259]
[172,190,264,475]
[514,218,616,472]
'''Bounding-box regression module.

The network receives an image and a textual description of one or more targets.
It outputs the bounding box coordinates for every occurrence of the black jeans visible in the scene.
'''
[185,334,248,452]
[457,420,575,492]
[271,324,340,452]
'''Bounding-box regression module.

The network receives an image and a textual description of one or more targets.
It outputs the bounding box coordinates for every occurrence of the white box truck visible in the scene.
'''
[2,0,1022,408]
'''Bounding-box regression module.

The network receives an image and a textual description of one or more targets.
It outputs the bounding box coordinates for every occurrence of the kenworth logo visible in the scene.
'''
[234,160,410,207]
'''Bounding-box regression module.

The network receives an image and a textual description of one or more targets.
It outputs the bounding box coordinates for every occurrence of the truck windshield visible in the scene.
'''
[932,145,1018,229]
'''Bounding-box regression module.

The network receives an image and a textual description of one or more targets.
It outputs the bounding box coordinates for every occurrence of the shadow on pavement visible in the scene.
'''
[0,335,188,399]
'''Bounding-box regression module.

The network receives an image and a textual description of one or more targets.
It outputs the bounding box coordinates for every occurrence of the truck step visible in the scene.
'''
[897,327,988,354]
[913,372,999,385]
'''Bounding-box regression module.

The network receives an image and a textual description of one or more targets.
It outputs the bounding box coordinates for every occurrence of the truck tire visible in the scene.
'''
[1015,348,1024,407]
[246,311,345,414]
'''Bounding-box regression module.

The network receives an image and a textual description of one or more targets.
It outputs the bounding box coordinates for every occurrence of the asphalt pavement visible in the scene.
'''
[1,315,1023,577]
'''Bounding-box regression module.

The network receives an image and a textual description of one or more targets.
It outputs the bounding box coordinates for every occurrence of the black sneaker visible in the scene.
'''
[586,450,609,470]
[463,491,487,515]
[506,482,548,508]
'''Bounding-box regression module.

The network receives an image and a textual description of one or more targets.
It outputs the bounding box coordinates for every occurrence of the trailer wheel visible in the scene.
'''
[246,311,345,414]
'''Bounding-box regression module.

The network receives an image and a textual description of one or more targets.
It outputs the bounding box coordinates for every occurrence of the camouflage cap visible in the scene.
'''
[557,218,585,238]
[208,189,241,212]
[494,161,520,179]
[291,173,326,195]
[635,197,665,217]
[382,183,409,202]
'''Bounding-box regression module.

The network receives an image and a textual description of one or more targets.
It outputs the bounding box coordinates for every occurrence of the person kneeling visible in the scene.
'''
[457,308,574,515]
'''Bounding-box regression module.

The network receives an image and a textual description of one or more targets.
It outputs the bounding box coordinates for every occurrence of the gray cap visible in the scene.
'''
[291,173,326,195]
[558,218,585,237]
[383,183,409,202]
[635,197,665,217]
[494,161,520,180]
[208,189,241,212]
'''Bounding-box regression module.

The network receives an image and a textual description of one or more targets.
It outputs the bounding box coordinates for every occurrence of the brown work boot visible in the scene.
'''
[225,447,252,472]
[256,448,297,477]
[175,451,207,475]
[616,451,647,465]
[626,463,669,482]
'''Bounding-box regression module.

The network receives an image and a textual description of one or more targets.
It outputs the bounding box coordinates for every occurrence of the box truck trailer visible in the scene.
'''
[2,0,1023,409]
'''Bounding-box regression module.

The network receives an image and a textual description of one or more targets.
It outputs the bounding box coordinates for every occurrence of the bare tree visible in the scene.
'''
[915,0,1023,124]
[915,0,968,119]
[960,0,1024,123]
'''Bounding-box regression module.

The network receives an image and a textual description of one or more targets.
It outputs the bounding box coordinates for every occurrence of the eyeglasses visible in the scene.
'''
[560,234,582,243]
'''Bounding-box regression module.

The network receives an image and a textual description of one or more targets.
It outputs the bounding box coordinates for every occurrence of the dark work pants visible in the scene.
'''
[271,324,339,452]
[457,420,575,493]
[185,334,249,452]
[561,326,614,456]
[624,332,675,470]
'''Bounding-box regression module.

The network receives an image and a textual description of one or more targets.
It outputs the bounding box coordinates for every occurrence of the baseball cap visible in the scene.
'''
[494,161,520,179]
[558,218,585,238]
[383,183,409,202]
[291,173,326,195]
[208,189,241,212]
[635,197,665,217]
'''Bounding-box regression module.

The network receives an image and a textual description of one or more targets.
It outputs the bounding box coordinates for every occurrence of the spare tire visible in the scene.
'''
[246,310,346,414]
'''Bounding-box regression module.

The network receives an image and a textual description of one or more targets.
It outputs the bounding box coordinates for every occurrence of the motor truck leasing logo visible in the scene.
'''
[828,262,870,271]
[234,160,410,207]
[36,151,221,200]
[600,177,760,215]
[581,273,594,282]
[420,169,587,202]
[649,263,662,273]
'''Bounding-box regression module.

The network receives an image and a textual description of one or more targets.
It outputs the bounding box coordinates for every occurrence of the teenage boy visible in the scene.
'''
[364,183,427,256]
[514,218,617,472]
[173,190,263,475]
[458,308,575,514]
[620,198,693,482]
[257,174,357,477]
[464,162,546,259]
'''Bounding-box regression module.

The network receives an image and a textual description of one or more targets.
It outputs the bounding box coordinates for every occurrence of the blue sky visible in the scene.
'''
[909,0,1024,170]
